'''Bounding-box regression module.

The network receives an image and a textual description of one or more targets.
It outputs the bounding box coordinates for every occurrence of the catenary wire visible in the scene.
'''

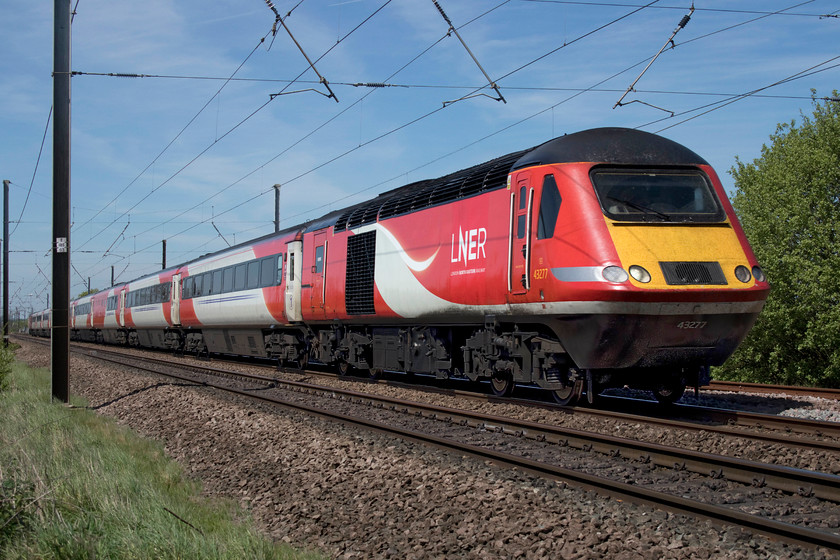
[72,1,833,285]
[75,0,393,259]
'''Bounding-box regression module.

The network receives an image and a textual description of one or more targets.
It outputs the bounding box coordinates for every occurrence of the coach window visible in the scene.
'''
[201,274,211,297]
[247,261,260,290]
[193,275,204,297]
[211,270,222,295]
[235,263,247,291]
[259,256,275,288]
[537,175,562,240]
[223,267,234,293]
[314,245,325,273]
[276,256,284,285]
[289,253,295,282]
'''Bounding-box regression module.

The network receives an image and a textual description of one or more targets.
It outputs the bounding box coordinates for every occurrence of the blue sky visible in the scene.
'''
[1,0,838,316]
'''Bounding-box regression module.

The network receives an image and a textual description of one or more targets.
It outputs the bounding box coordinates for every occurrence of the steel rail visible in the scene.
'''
[705,380,840,400]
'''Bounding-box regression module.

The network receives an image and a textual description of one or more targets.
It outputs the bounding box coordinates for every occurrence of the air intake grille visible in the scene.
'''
[659,261,727,285]
[346,231,376,315]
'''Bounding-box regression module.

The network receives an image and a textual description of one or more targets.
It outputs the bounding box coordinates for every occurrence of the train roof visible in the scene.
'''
[512,127,709,170]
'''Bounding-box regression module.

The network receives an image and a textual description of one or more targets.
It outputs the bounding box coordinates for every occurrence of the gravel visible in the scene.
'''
[14,339,839,559]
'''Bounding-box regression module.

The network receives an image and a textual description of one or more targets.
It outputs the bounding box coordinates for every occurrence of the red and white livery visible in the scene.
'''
[35,128,769,404]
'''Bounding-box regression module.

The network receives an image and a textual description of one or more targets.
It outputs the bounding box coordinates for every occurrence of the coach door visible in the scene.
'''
[309,230,328,316]
[119,288,127,327]
[508,173,534,296]
[170,274,181,325]
[284,238,303,322]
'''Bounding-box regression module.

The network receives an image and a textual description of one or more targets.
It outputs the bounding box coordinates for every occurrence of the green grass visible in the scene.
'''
[0,351,323,560]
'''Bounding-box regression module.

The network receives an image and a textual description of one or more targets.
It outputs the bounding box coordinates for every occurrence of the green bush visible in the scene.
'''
[717,92,840,387]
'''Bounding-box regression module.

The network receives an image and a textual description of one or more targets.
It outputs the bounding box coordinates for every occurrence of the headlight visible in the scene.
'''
[629,265,651,283]
[602,266,628,283]
[752,266,766,283]
[734,265,752,283]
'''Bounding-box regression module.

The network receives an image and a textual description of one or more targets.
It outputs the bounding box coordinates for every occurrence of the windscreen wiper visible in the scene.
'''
[607,196,670,221]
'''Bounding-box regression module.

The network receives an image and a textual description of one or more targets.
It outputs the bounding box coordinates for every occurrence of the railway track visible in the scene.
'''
[705,380,840,400]
[165,341,840,444]
[54,340,840,552]
[26,336,840,447]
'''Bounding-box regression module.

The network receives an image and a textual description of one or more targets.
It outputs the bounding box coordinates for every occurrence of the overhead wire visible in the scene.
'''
[73,30,276,251]
[10,108,51,237]
[194,0,837,234]
[522,0,836,19]
[648,56,840,133]
[85,0,400,273]
[75,0,392,261]
[63,73,832,102]
[119,0,662,260]
[105,1,509,265]
[73,0,836,283]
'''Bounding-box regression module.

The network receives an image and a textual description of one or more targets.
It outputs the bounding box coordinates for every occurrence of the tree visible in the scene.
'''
[76,288,99,298]
[716,92,840,387]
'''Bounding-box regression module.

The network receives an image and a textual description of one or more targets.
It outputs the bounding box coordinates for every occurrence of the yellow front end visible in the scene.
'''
[607,220,756,290]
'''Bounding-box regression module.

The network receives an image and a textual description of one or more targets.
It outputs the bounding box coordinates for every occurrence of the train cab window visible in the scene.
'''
[211,270,222,295]
[314,246,325,273]
[247,261,260,289]
[537,175,562,240]
[235,264,247,291]
[592,168,724,223]
[223,267,234,293]
[519,186,527,209]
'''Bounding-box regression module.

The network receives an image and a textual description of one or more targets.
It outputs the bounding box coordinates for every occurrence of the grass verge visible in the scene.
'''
[0,350,323,559]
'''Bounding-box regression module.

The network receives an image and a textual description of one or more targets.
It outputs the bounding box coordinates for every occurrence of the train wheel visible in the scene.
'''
[653,382,685,405]
[336,360,351,377]
[490,370,514,397]
[368,368,383,380]
[551,384,577,406]
[293,351,309,371]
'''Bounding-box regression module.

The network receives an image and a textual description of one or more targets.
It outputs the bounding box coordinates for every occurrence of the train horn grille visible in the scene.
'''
[659,261,727,285]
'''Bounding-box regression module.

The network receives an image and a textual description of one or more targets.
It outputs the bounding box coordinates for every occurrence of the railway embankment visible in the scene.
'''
[13,339,839,559]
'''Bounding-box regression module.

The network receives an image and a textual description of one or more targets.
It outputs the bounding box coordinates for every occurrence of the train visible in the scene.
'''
[29,127,770,405]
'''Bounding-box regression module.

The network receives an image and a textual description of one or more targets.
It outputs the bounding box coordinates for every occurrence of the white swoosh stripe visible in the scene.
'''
[372,223,439,272]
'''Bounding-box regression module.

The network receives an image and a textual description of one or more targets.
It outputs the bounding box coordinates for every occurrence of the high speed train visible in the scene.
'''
[30,127,770,405]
